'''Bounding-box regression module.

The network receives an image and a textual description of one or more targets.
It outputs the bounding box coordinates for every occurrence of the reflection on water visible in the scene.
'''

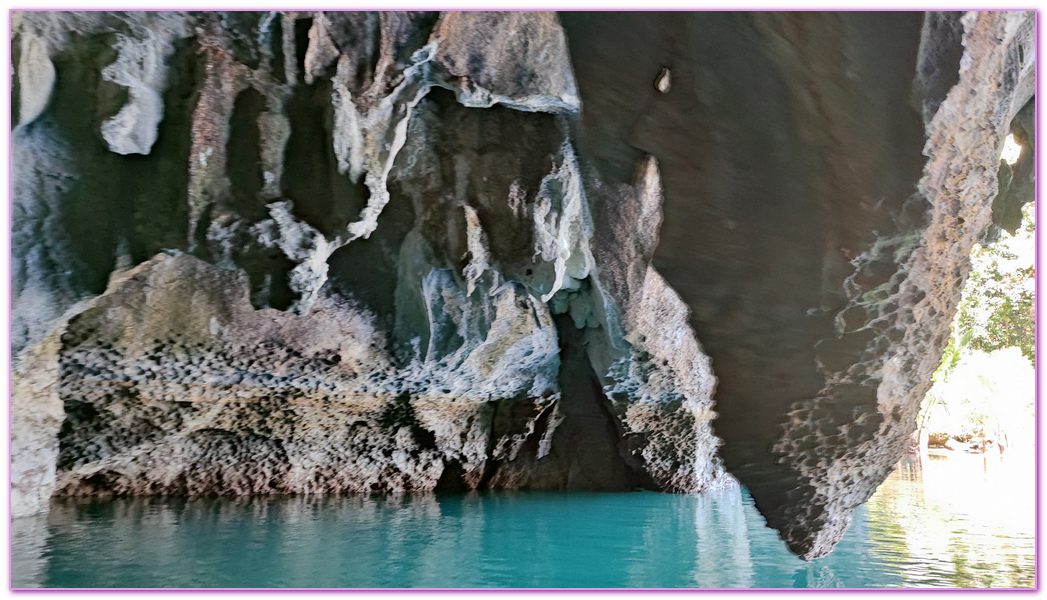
[865,450,1035,588]
[11,452,1034,588]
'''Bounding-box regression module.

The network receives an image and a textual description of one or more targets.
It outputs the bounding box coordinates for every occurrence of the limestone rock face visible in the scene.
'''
[55,252,535,496]
[559,10,1034,558]
[12,10,724,521]
[9,10,1032,559]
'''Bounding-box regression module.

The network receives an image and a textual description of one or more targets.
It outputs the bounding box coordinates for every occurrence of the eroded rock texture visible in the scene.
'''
[560,10,1034,558]
[10,11,1033,560]
[12,10,724,520]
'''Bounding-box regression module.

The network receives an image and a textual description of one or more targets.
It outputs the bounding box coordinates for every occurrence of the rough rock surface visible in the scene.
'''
[12,10,724,520]
[559,10,1034,558]
[10,11,1033,559]
[55,253,538,496]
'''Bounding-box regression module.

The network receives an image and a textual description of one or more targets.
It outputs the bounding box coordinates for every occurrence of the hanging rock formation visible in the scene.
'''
[10,10,1034,560]
[560,10,1035,558]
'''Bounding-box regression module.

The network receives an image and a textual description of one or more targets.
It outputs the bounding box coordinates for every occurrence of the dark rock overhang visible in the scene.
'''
[9,11,1035,561]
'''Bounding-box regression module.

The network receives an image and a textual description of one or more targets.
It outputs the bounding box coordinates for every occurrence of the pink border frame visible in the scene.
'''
[6,7,1038,590]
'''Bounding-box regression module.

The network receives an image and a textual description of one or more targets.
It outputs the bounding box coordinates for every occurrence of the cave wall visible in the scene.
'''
[9,10,1034,560]
[11,10,724,519]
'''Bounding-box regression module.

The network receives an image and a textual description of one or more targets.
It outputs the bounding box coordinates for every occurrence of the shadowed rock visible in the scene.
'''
[559,10,1033,558]
[10,10,1033,560]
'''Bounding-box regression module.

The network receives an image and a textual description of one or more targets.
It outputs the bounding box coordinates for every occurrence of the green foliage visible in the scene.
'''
[955,203,1036,364]
[918,329,972,430]
[918,202,1036,444]
[934,329,974,385]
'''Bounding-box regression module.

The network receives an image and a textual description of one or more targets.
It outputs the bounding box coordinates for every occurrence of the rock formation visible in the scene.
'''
[561,10,1035,559]
[10,11,1034,560]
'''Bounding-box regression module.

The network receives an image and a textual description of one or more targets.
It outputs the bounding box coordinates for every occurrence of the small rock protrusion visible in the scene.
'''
[655,67,671,93]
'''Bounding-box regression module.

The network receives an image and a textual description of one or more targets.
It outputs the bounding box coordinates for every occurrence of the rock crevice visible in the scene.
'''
[10,11,1033,561]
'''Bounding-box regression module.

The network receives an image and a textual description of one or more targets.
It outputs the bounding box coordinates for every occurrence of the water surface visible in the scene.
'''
[11,451,1034,588]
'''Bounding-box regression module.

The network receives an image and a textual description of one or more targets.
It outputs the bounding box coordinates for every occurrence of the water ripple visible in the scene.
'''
[11,451,1034,588]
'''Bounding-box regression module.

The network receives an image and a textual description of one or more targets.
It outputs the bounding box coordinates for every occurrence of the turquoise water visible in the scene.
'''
[11,452,1035,588]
